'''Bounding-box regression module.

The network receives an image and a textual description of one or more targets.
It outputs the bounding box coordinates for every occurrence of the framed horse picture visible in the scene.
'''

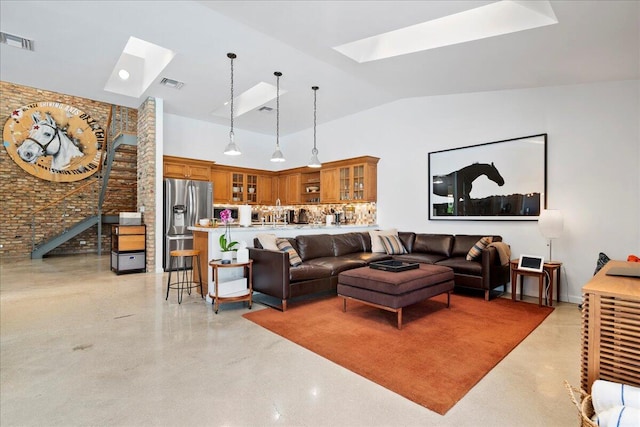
[428,134,547,220]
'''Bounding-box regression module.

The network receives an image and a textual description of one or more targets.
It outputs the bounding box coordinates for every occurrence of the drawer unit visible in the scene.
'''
[111,224,146,274]
[111,252,145,272]
[117,235,145,251]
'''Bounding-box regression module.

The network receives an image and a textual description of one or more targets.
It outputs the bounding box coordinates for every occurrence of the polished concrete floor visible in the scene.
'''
[1,254,582,426]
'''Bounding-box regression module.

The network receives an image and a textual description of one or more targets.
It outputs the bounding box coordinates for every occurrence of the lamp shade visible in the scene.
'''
[538,209,564,239]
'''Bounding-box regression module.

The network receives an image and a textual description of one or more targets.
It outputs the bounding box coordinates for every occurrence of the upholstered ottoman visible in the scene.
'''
[337,264,454,329]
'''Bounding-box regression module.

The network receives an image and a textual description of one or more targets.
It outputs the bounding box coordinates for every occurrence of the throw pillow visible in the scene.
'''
[594,252,610,275]
[379,234,407,255]
[276,238,302,267]
[466,236,493,261]
[369,229,398,253]
[257,233,279,251]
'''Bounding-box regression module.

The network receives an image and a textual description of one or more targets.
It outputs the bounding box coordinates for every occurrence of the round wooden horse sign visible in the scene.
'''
[3,102,105,182]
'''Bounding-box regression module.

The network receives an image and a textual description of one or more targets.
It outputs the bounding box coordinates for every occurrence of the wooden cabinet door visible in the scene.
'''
[320,168,340,203]
[287,174,301,204]
[164,161,188,179]
[211,169,231,203]
[277,175,288,204]
[188,164,210,181]
[246,174,258,204]
[164,159,210,181]
[257,175,274,205]
[362,162,377,202]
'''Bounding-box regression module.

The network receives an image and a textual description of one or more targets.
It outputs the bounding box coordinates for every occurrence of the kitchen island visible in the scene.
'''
[188,224,377,302]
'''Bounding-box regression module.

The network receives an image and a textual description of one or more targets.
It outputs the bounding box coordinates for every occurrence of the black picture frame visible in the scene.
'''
[428,134,547,220]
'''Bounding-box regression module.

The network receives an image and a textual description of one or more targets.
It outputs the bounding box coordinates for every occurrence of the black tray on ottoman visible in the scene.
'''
[369,260,419,272]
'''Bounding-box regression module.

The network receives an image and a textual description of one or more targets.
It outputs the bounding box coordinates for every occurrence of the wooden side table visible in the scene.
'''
[208,259,253,314]
[510,259,562,307]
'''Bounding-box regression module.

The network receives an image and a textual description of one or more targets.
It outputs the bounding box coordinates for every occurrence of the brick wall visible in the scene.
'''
[0,81,138,258]
[137,97,156,271]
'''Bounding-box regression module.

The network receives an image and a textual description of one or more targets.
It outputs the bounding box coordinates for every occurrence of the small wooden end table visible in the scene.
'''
[510,259,562,307]
[208,259,253,314]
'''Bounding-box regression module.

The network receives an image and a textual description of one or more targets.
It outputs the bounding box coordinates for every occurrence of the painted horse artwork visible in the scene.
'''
[432,162,505,216]
[17,112,83,171]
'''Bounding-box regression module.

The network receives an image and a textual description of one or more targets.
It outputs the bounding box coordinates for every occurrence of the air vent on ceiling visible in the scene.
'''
[258,106,273,112]
[0,32,34,51]
[159,77,184,89]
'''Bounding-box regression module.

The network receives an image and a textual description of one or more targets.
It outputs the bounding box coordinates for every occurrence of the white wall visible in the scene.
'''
[164,80,640,303]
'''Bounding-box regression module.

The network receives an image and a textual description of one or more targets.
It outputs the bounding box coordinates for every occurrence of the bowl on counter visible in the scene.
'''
[199,219,210,226]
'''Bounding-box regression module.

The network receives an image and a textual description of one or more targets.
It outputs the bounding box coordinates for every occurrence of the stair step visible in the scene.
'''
[110,165,137,172]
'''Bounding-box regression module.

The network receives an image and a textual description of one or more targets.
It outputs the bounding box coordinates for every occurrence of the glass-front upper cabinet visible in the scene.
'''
[339,167,350,201]
[232,173,244,203]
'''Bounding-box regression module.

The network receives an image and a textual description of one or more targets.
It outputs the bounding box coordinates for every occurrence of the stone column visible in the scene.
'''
[137,97,156,272]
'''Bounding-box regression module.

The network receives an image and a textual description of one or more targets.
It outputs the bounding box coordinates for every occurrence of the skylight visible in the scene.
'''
[333,0,558,63]
[211,82,287,118]
[104,36,176,98]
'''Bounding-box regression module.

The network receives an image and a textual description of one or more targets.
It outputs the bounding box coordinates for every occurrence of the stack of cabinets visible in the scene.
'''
[111,225,146,274]
[163,156,211,181]
[165,155,378,206]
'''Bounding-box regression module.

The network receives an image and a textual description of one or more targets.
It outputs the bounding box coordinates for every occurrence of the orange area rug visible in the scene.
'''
[243,293,553,415]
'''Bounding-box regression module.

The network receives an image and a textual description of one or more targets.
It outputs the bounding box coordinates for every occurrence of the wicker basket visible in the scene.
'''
[564,380,596,427]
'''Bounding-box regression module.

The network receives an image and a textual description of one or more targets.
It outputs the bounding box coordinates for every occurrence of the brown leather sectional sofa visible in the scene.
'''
[249,231,510,311]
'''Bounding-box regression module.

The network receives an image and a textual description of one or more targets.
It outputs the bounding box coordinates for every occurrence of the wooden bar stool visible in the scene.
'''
[166,249,204,304]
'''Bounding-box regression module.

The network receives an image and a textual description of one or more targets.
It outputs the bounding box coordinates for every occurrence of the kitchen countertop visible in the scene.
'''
[189,223,378,233]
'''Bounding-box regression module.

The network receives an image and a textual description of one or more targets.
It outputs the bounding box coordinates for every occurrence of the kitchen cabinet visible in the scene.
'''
[163,156,211,181]
[257,175,275,205]
[278,173,301,205]
[230,172,259,204]
[211,166,271,205]
[300,171,321,204]
[320,168,340,203]
[321,156,378,203]
[210,169,231,203]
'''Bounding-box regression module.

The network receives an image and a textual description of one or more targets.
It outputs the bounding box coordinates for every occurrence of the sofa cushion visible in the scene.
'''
[436,257,483,275]
[357,231,373,252]
[413,234,454,257]
[466,236,493,261]
[398,232,416,253]
[392,253,448,264]
[296,234,335,261]
[306,257,367,276]
[289,264,333,282]
[341,252,393,264]
[277,238,302,267]
[332,232,366,256]
[369,229,398,253]
[380,234,408,255]
[451,235,487,257]
[256,233,279,251]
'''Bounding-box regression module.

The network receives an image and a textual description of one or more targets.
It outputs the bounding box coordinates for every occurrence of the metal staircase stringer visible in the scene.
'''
[31,215,100,259]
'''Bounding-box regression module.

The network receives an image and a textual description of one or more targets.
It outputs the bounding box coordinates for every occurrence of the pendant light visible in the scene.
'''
[224,52,241,156]
[308,86,321,168]
[270,71,285,162]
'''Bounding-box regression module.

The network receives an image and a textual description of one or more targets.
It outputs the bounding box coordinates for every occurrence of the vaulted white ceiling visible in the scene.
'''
[1,1,638,136]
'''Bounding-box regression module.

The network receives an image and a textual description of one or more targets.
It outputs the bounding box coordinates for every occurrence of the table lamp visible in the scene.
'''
[538,209,563,264]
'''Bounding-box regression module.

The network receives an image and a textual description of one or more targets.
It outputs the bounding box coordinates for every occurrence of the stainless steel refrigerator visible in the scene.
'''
[163,178,213,271]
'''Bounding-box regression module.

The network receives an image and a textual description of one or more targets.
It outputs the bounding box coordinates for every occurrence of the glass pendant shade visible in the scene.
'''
[271,147,285,162]
[225,52,241,156]
[271,71,285,162]
[224,130,241,156]
[308,86,321,168]
[308,148,321,168]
